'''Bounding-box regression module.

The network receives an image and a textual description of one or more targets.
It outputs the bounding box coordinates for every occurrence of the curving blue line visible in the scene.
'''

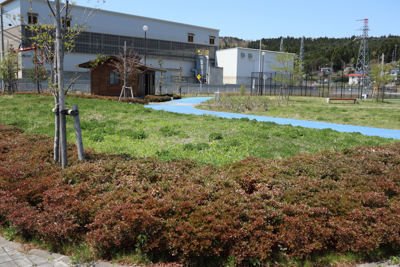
[145,97,400,140]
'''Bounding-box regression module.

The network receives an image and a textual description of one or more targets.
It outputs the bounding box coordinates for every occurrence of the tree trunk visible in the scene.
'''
[53,103,59,162]
[55,0,67,169]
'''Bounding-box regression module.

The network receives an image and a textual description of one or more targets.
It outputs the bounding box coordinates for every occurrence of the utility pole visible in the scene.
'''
[299,36,305,86]
[258,39,262,73]
[299,36,304,72]
[258,39,262,95]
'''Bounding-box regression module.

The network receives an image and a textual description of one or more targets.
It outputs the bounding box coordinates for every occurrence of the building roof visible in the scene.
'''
[0,0,220,33]
[349,74,367,77]
[0,0,13,5]
[78,55,166,73]
[217,47,295,55]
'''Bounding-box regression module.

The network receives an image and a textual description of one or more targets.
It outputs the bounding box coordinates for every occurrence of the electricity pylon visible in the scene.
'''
[356,19,370,75]
[279,37,284,52]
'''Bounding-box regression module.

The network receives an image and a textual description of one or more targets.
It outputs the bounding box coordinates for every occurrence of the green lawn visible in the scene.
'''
[197,95,400,130]
[0,94,398,166]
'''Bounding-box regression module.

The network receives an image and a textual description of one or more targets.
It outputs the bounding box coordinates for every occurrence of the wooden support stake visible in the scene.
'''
[72,104,85,161]
[52,104,60,163]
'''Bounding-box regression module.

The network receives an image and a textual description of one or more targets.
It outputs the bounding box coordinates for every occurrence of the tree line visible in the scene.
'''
[220,35,400,73]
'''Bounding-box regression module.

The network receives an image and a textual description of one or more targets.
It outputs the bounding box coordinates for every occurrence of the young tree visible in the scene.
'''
[0,45,21,94]
[26,54,47,93]
[370,63,392,102]
[25,0,105,168]
[108,46,141,98]
[174,62,185,96]
[270,52,303,101]
[156,57,168,95]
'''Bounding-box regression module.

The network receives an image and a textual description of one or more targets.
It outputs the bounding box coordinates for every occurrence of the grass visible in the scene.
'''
[197,95,400,130]
[0,94,398,166]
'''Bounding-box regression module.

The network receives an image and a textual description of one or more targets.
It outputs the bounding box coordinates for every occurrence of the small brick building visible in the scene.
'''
[79,56,165,98]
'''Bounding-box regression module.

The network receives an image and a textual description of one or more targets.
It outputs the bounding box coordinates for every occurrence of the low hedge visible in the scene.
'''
[145,94,182,102]
[1,123,400,266]
[14,92,149,104]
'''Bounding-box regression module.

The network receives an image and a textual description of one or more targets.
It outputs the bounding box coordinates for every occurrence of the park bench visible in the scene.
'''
[327,98,358,104]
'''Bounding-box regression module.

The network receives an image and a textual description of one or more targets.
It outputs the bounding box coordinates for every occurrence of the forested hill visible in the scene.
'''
[219,36,400,73]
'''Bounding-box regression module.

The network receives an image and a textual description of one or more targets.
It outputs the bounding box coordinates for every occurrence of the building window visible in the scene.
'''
[109,72,120,85]
[188,33,194,43]
[27,13,38,24]
[209,37,215,45]
[62,17,71,28]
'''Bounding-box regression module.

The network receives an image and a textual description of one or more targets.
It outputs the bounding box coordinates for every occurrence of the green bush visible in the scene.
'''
[209,132,223,141]
[183,143,210,151]
[144,95,172,102]
[239,85,246,96]
[118,129,148,139]
[159,125,180,137]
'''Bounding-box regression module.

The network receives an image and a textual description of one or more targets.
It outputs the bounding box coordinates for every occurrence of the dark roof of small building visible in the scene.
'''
[78,55,166,72]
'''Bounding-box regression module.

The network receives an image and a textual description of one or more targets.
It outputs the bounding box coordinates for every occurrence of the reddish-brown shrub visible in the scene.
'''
[1,123,400,265]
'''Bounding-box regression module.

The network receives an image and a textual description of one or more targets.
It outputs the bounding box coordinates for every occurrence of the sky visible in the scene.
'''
[73,0,400,40]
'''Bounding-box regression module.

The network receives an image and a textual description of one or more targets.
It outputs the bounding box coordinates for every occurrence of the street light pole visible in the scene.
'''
[261,52,265,95]
[143,25,148,95]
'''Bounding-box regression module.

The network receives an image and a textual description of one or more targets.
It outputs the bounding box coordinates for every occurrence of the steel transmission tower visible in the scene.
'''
[356,19,370,75]
[279,37,284,52]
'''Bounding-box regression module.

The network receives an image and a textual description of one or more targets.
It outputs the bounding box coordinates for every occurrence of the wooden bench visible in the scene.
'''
[327,98,358,104]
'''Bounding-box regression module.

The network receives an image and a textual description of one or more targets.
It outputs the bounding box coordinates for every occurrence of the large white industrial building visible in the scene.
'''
[1,0,293,93]
[216,47,293,85]
[0,0,222,91]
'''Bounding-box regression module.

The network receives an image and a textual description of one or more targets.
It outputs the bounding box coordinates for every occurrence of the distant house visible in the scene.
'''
[349,73,369,85]
[321,67,332,74]
[79,56,165,97]
[390,67,399,80]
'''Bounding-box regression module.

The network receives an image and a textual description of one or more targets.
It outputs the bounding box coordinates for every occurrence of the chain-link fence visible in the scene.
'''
[7,73,400,100]
[2,80,91,94]
[248,72,400,100]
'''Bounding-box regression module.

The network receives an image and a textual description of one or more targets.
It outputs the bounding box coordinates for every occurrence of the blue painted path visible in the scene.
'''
[146,97,400,140]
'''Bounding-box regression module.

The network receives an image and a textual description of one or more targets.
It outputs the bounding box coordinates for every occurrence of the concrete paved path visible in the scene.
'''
[146,97,400,140]
[1,236,398,267]
[0,237,139,267]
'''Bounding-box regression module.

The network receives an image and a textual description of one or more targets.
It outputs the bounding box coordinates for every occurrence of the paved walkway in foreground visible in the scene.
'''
[1,236,398,267]
[147,97,400,140]
[0,237,138,267]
